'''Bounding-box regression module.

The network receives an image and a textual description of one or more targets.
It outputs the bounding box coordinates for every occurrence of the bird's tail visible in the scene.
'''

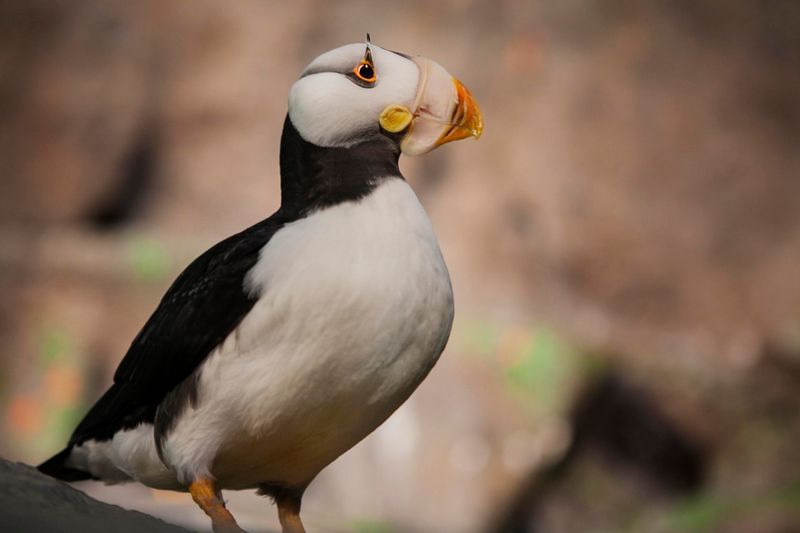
[38,447,93,482]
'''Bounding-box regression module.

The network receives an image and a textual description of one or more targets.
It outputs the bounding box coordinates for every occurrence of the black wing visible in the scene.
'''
[67,216,286,445]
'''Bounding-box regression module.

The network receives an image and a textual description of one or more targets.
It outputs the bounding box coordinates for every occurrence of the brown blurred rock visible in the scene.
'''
[436,0,800,364]
[0,0,156,225]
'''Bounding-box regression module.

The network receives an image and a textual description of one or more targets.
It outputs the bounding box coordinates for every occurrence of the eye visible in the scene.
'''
[353,61,376,84]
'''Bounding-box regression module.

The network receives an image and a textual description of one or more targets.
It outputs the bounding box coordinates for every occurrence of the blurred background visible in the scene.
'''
[1,0,800,531]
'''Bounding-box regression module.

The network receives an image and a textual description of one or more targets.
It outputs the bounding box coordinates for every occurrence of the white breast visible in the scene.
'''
[160,178,454,489]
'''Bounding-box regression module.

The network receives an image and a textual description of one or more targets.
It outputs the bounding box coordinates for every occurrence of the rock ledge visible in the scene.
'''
[0,458,191,533]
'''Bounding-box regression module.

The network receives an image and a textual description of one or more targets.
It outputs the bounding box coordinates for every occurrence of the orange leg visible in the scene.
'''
[276,493,306,533]
[189,478,246,533]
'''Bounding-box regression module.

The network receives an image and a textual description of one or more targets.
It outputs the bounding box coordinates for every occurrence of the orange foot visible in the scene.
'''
[188,477,247,533]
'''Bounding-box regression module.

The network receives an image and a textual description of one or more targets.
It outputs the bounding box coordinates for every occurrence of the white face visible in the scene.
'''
[288,41,483,155]
[288,43,420,148]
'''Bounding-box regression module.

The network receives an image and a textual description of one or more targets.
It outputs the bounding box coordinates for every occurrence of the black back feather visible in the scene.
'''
[71,216,287,445]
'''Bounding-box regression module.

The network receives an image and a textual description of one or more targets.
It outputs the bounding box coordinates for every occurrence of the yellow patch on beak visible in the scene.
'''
[379,104,413,133]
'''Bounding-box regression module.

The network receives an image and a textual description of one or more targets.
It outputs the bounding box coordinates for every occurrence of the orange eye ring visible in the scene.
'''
[353,61,376,84]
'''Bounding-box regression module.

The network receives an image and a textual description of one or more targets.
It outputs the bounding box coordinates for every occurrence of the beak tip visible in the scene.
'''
[472,122,484,139]
[453,78,483,142]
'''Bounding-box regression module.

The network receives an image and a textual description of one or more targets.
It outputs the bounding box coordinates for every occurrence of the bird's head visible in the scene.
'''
[288,36,483,155]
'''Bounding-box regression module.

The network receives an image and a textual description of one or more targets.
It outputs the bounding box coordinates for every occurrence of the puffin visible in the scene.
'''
[39,36,482,533]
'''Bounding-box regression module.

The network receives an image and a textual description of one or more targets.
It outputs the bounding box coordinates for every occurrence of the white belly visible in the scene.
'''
[159,178,453,489]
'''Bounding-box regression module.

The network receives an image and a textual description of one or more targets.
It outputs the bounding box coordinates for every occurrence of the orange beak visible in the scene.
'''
[436,78,484,146]
[399,56,484,156]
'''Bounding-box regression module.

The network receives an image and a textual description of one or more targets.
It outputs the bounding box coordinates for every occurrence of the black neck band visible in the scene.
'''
[278,116,402,215]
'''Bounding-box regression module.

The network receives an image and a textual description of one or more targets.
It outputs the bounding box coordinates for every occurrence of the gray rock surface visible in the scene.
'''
[0,459,192,533]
